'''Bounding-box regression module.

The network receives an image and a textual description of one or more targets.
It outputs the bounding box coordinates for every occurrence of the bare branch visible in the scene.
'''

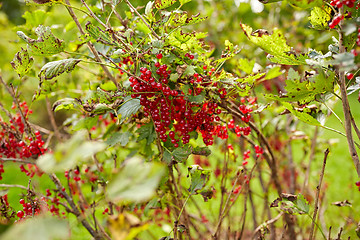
[309,148,329,240]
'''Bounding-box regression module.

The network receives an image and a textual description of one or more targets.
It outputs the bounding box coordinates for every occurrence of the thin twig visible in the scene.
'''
[0,157,36,165]
[80,0,107,29]
[0,184,28,190]
[0,76,32,136]
[309,148,329,240]
[49,173,102,239]
[286,115,296,193]
[253,212,284,238]
[45,97,61,141]
[302,126,319,192]
[63,0,119,88]
[213,169,243,238]
[123,0,161,40]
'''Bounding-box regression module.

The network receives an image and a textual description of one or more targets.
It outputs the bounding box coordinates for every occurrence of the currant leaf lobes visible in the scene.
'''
[17,25,65,56]
[309,6,332,30]
[266,69,335,104]
[154,0,177,9]
[240,23,309,65]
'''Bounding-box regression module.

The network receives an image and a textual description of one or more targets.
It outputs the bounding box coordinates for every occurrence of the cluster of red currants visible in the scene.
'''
[329,0,360,29]
[330,0,357,8]
[17,198,41,219]
[329,14,344,29]
[0,102,47,180]
[130,54,227,146]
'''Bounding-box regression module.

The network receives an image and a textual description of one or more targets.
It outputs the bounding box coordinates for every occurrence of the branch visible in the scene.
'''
[63,0,119,89]
[0,157,36,165]
[49,173,103,239]
[337,9,360,177]
[309,148,329,240]
[0,76,32,136]
[123,0,161,40]
[253,212,284,237]
[0,184,28,190]
[45,97,62,141]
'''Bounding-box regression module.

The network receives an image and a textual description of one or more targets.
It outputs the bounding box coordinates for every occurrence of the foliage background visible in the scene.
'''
[0,0,359,239]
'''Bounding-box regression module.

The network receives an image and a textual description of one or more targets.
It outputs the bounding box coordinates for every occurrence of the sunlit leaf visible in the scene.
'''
[10,48,34,78]
[237,58,255,75]
[288,0,323,8]
[17,25,65,56]
[265,66,283,80]
[241,24,309,65]
[22,10,49,28]
[266,70,334,104]
[85,22,121,47]
[52,98,78,112]
[154,0,177,9]
[309,6,331,30]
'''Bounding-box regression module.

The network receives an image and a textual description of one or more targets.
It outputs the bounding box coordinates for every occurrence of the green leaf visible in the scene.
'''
[281,102,321,126]
[296,194,310,214]
[100,81,118,91]
[0,215,69,240]
[258,0,282,3]
[240,24,309,65]
[188,93,205,104]
[288,0,323,8]
[265,66,283,80]
[167,29,208,53]
[179,0,192,5]
[163,145,192,164]
[154,0,177,9]
[287,68,300,81]
[39,58,81,80]
[188,165,210,194]
[22,10,49,28]
[309,6,332,30]
[72,116,99,131]
[37,130,106,173]
[92,103,112,114]
[145,1,154,16]
[237,72,265,84]
[118,97,142,123]
[52,98,78,112]
[85,22,120,47]
[172,145,192,162]
[107,157,165,202]
[267,70,334,104]
[106,132,131,147]
[172,12,207,27]
[237,58,255,75]
[192,146,211,157]
[17,25,65,56]
[183,65,197,76]
[170,73,179,82]
[137,123,156,145]
[10,48,34,78]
